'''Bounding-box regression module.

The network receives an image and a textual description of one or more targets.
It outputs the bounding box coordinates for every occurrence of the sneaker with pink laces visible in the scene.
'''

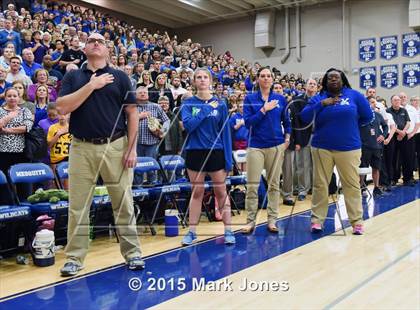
[352,224,364,235]
[311,223,322,233]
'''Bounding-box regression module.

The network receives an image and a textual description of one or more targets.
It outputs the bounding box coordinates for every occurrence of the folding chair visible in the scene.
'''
[159,155,213,227]
[359,167,373,199]
[133,157,173,235]
[227,150,248,214]
[0,170,32,257]
[8,163,69,244]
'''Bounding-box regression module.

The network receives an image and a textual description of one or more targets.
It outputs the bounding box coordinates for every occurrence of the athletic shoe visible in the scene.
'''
[127,257,145,270]
[60,262,83,277]
[224,230,236,245]
[373,187,383,197]
[403,181,415,187]
[361,189,368,197]
[352,224,364,235]
[298,194,306,201]
[383,185,392,192]
[283,198,295,206]
[182,231,197,246]
[310,223,322,233]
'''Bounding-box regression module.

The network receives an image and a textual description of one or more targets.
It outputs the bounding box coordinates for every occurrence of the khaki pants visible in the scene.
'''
[311,147,363,226]
[65,137,141,265]
[245,144,285,226]
[295,145,312,196]
[282,149,295,199]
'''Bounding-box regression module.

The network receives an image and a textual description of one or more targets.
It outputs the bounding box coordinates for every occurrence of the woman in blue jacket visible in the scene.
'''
[300,68,373,235]
[181,68,235,246]
[242,67,291,234]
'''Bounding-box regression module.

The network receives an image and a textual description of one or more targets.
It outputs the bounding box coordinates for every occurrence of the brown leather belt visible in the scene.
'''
[76,131,126,145]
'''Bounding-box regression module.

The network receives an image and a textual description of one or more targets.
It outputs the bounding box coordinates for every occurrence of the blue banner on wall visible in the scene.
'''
[380,35,398,60]
[359,38,376,62]
[402,63,419,88]
[380,65,398,89]
[402,33,419,58]
[359,67,377,89]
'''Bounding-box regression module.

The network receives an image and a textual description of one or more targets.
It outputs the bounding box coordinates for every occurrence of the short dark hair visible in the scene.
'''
[10,56,21,63]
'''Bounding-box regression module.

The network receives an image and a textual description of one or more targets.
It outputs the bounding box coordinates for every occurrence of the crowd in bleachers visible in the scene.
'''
[0,0,419,208]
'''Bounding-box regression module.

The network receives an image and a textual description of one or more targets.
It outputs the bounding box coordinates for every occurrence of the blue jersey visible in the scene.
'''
[243,90,291,148]
[300,87,374,151]
[181,96,232,171]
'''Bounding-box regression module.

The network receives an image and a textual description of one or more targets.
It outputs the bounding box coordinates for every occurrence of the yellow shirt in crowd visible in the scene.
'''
[47,123,72,164]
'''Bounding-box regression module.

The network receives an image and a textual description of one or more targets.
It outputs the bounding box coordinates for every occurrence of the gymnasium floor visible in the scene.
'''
[0,184,419,309]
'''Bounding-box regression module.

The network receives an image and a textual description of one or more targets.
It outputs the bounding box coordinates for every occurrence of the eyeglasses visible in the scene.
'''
[87,38,105,45]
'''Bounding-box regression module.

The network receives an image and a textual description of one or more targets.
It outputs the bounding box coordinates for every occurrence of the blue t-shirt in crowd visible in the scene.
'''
[300,87,374,151]
[243,90,291,148]
[0,81,12,105]
[181,96,232,171]
[229,112,249,141]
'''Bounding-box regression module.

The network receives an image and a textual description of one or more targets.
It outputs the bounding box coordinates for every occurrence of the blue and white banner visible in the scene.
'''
[380,35,398,60]
[380,65,398,89]
[402,33,419,58]
[359,67,377,89]
[402,63,419,88]
[359,38,376,62]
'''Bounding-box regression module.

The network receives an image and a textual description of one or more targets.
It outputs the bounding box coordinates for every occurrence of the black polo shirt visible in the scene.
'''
[58,64,136,139]
[386,107,411,130]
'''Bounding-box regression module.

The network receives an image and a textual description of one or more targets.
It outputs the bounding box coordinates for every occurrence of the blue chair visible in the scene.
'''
[134,157,187,235]
[55,161,69,189]
[8,163,69,244]
[0,170,32,257]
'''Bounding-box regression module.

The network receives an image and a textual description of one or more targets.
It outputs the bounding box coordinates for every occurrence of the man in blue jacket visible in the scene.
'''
[0,18,21,55]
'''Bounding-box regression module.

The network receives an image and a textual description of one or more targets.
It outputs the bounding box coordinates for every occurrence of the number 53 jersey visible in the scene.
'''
[47,123,73,164]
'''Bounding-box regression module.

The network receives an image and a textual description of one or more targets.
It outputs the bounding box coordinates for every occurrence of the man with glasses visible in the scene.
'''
[57,33,144,277]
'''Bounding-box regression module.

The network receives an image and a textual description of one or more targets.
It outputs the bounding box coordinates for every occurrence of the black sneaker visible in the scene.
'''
[373,187,383,197]
[403,181,415,187]
[283,198,295,206]
[60,262,83,277]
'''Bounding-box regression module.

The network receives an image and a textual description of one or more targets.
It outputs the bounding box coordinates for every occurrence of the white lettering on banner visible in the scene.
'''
[403,33,418,43]
[133,190,148,197]
[16,170,46,177]
[164,160,182,166]
[0,210,29,219]
[137,162,154,168]
[360,39,375,47]
[381,38,397,45]
[50,202,68,210]
[162,185,180,193]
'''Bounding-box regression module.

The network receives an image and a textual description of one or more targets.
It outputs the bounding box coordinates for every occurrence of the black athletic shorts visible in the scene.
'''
[185,149,225,172]
[360,147,382,169]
